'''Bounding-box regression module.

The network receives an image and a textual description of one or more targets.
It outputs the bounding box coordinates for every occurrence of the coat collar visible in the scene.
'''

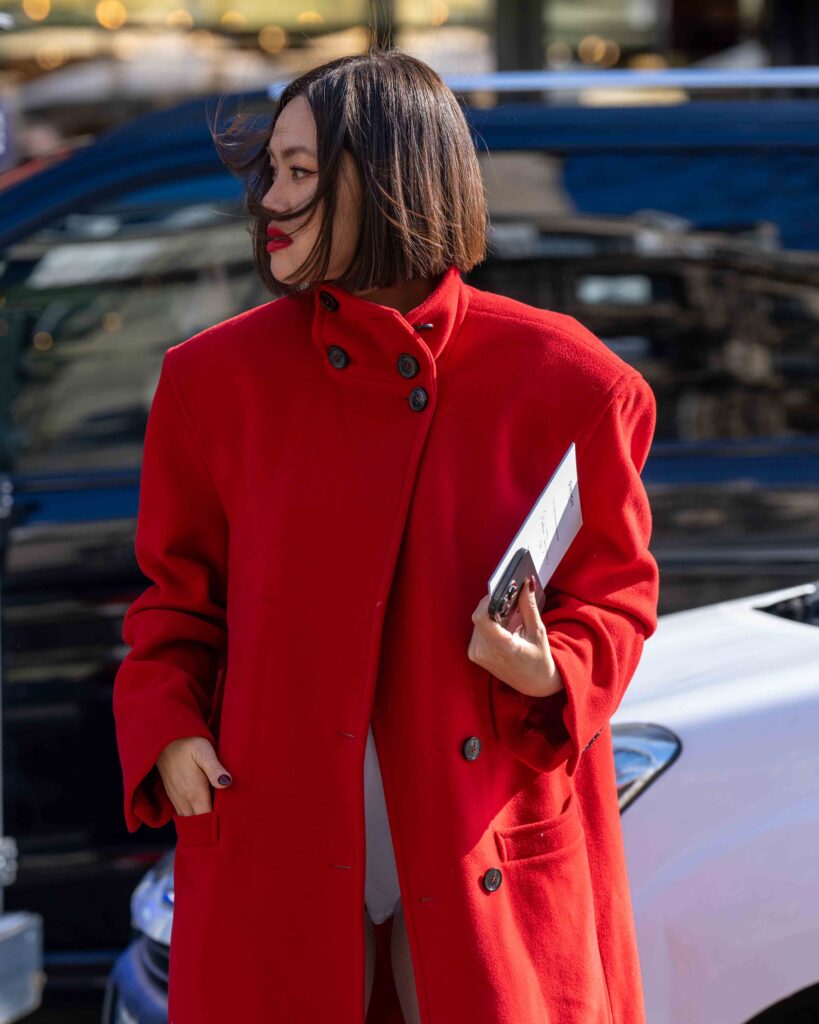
[307,264,469,381]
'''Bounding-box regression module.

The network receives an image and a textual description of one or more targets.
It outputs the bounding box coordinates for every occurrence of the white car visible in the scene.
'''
[612,579,819,1024]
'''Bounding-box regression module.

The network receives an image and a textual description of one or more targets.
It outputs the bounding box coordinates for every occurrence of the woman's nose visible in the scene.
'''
[261,189,283,215]
[261,179,288,215]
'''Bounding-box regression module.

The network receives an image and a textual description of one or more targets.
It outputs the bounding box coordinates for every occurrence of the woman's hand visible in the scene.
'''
[468,575,565,699]
[156,737,233,817]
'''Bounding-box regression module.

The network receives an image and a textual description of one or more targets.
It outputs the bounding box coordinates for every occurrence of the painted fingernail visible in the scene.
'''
[218,774,232,786]
[528,575,535,592]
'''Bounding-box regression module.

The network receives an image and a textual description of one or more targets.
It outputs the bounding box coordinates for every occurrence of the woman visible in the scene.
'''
[113,51,659,1024]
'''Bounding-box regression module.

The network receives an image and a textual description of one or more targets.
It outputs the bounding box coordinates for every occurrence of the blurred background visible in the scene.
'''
[1,0,818,162]
[2,2,819,1023]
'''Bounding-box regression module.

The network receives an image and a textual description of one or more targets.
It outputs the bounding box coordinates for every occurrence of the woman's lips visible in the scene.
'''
[266,226,293,252]
[266,236,293,252]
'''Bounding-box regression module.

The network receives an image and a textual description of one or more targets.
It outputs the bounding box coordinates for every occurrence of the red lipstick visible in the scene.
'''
[266,225,293,252]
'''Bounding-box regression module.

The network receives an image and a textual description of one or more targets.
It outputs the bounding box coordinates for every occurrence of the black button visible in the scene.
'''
[408,386,428,412]
[327,346,349,369]
[462,736,482,761]
[482,868,502,893]
[413,322,434,331]
[319,290,339,312]
[397,354,419,379]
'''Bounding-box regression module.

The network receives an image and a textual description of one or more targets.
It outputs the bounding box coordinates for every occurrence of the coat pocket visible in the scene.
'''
[172,808,220,848]
[490,795,613,1023]
[493,794,583,863]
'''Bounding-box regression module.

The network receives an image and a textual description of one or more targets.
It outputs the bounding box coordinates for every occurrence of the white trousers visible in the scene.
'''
[363,722,402,924]
[363,724,421,1023]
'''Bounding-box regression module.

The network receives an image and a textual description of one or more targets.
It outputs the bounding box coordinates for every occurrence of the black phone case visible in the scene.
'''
[488,547,546,631]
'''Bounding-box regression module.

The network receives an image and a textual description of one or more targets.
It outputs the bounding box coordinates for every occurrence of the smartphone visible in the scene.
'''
[488,547,546,632]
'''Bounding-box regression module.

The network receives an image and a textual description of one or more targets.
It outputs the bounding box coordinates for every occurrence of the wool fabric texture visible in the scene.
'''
[112,264,659,1023]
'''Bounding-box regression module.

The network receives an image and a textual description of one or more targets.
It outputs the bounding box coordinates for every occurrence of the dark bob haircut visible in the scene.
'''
[209,51,489,299]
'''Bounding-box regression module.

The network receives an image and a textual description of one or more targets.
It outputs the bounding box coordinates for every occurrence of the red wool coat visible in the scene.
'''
[112,264,659,1023]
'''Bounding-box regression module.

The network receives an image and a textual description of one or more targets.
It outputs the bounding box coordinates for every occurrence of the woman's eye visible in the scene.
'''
[268,165,310,180]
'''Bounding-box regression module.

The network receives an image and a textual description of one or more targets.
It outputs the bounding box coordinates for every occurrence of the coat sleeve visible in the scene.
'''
[112,350,229,833]
[488,371,659,776]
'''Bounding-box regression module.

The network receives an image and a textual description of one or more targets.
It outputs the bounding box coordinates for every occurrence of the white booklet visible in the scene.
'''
[487,441,583,597]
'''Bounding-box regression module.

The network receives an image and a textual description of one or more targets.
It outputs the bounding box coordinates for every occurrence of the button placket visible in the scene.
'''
[314,296,449,389]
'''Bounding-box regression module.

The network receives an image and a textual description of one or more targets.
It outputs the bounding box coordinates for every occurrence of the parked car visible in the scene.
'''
[0,587,43,1021]
[613,578,819,1024]
[0,72,818,1013]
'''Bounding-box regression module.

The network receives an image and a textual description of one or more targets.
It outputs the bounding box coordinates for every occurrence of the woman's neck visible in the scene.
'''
[353,276,436,317]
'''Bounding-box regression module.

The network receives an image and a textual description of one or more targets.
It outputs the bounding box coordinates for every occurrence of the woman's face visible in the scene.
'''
[261,94,362,286]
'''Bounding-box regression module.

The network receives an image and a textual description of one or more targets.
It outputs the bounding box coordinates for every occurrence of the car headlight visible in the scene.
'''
[130,849,175,944]
[612,723,681,811]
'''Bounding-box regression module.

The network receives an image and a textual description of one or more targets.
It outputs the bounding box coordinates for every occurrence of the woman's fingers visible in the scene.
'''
[516,575,546,645]
[157,736,233,816]
[191,737,233,789]
[468,581,562,698]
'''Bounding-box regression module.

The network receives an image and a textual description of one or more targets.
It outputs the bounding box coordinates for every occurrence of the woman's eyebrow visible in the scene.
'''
[267,143,317,159]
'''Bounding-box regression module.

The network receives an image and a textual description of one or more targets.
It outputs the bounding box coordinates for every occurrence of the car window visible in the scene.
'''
[0,172,270,475]
[472,148,819,443]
